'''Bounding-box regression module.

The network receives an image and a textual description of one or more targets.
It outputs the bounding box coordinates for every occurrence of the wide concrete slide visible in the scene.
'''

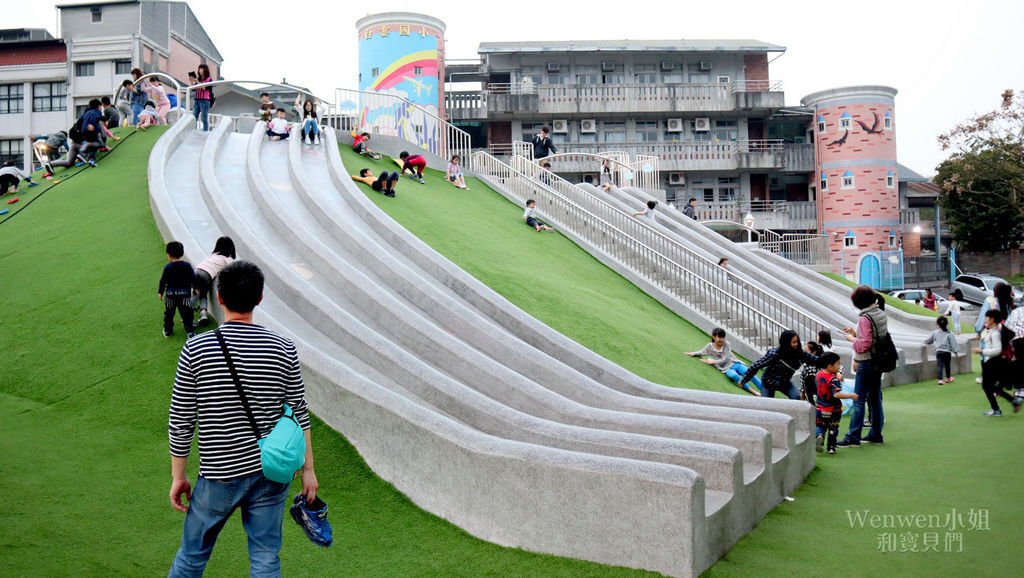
[149,115,814,577]
[580,181,972,383]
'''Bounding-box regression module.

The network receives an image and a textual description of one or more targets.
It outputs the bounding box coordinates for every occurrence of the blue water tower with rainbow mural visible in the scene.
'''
[356,12,446,124]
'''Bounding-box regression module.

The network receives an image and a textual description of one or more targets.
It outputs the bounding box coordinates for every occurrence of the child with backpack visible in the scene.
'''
[924,316,960,384]
[973,310,1022,416]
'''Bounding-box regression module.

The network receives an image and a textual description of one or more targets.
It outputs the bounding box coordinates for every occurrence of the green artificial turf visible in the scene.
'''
[823,272,942,318]
[1,133,1018,577]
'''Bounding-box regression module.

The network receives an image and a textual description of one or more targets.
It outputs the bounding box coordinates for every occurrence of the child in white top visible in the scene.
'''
[943,292,963,334]
[446,155,468,189]
[972,310,1021,416]
[266,108,291,141]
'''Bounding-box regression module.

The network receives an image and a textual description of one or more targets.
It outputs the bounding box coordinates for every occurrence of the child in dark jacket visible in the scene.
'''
[739,329,820,399]
[158,241,197,339]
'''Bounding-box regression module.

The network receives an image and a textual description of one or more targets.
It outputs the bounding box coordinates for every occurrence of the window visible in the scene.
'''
[635,121,658,142]
[0,139,23,165]
[844,232,856,249]
[91,7,102,22]
[689,72,710,83]
[75,104,88,118]
[820,173,828,190]
[413,66,423,75]
[115,60,132,75]
[520,122,545,142]
[886,170,895,188]
[576,73,601,84]
[602,121,626,143]
[32,82,67,112]
[662,71,683,83]
[75,62,95,77]
[547,74,568,84]
[884,111,892,130]
[839,112,851,130]
[888,232,898,248]
[635,72,658,83]
[817,115,826,134]
[602,74,624,84]
[0,84,23,114]
[718,177,738,202]
[717,75,730,84]
[714,120,737,142]
[841,170,854,189]
[691,178,715,203]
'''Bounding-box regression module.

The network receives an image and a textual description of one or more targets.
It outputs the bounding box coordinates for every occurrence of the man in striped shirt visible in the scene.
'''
[168,261,318,577]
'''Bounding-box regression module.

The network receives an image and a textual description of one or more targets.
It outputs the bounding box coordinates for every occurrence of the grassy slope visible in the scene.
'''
[1,133,1017,577]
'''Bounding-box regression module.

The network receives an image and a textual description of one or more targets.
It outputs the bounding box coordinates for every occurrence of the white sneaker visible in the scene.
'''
[314,136,320,145]
[305,136,312,145]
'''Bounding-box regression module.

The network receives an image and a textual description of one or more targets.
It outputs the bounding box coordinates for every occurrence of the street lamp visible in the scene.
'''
[743,212,755,243]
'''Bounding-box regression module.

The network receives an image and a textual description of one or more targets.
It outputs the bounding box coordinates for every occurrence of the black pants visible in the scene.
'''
[371,172,398,195]
[936,351,952,380]
[0,174,19,194]
[981,357,1014,411]
[266,129,289,140]
[816,408,841,451]
[164,294,195,333]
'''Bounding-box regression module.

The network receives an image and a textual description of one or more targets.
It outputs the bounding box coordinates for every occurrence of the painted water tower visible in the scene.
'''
[355,13,446,133]
[802,86,900,287]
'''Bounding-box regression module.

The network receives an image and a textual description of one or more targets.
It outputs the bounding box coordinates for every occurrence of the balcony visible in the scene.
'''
[697,200,818,231]
[783,143,815,172]
[512,140,787,172]
[445,79,784,118]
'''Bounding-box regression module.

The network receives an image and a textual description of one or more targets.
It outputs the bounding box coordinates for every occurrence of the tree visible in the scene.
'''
[936,89,1024,251]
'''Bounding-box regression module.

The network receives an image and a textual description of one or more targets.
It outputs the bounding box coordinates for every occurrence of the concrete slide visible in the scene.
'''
[148,115,816,577]
[575,181,973,384]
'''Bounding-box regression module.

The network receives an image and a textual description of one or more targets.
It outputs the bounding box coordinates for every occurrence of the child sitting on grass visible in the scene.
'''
[158,241,197,339]
[446,155,469,189]
[816,352,857,454]
[924,316,960,384]
[266,108,291,141]
[399,151,427,184]
[523,199,554,232]
[353,169,398,197]
[352,132,382,159]
[686,327,762,395]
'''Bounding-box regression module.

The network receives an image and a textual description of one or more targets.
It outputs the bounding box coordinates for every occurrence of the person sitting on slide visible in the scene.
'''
[351,132,382,159]
[352,168,397,197]
[398,151,427,184]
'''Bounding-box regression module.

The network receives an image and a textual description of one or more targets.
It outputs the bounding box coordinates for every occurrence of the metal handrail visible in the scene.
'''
[520,149,658,191]
[334,87,473,170]
[181,79,334,116]
[111,72,186,113]
[482,151,828,350]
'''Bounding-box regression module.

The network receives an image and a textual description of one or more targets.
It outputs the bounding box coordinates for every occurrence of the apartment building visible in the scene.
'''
[0,1,221,169]
[445,39,818,232]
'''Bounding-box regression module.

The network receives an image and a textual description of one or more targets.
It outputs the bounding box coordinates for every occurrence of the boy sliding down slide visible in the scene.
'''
[266,108,291,141]
[352,169,397,197]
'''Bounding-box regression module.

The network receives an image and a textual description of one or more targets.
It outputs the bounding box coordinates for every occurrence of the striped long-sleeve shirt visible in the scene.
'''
[169,322,311,481]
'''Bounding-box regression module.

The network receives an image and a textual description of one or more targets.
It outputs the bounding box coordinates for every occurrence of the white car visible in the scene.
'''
[888,289,975,311]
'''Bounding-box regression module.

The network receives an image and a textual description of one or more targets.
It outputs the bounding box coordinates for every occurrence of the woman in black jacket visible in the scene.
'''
[739,329,820,399]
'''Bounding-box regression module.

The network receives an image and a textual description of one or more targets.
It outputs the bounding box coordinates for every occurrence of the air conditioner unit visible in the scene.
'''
[601,61,616,72]
[666,118,684,132]
[582,173,600,185]
[551,119,568,133]
[669,172,685,185]
[660,61,675,71]
[580,119,597,133]
[546,62,560,73]
[699,61,713,71]
[694,117,711,132]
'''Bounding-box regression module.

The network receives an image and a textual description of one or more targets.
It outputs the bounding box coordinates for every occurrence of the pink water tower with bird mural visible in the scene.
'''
[802,86,899,286]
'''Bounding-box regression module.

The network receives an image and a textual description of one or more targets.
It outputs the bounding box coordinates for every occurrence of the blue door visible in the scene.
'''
[859,253,881,288]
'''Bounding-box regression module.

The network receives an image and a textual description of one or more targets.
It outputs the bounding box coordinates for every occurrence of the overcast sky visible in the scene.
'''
[8,0,1023,175]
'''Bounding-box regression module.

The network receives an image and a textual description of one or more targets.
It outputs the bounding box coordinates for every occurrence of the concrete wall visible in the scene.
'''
[957,249,1023,278]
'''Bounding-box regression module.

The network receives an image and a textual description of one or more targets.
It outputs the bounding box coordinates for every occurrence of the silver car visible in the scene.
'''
[888,289,975,311]
[950,274,1023,306]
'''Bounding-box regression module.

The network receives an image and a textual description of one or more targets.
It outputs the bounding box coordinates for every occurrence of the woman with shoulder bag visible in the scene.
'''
[838,286,889,447]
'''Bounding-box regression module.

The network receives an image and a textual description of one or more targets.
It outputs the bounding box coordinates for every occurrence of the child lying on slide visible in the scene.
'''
[352,168,397,197]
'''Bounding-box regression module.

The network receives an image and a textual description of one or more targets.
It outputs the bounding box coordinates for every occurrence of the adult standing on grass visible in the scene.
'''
[974,282,1014,334]
[1006,304,1024,399]
[168,261,318,576]
[531,126,557,160]
[837,286,889,447]
[129,68,148,126]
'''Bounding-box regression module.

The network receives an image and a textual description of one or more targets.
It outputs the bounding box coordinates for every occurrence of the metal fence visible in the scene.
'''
[334,87,473,170]
[759,234,831,267]
[474,151,828,351]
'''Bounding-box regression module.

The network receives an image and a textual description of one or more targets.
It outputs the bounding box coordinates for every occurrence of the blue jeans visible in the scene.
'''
[169,472,289,578]
[759,380,800,399]
[302,120,320,139]
[844,359,884,442]
[132,103,144,126]
[193,99,210,131]
[725,362,761,389]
